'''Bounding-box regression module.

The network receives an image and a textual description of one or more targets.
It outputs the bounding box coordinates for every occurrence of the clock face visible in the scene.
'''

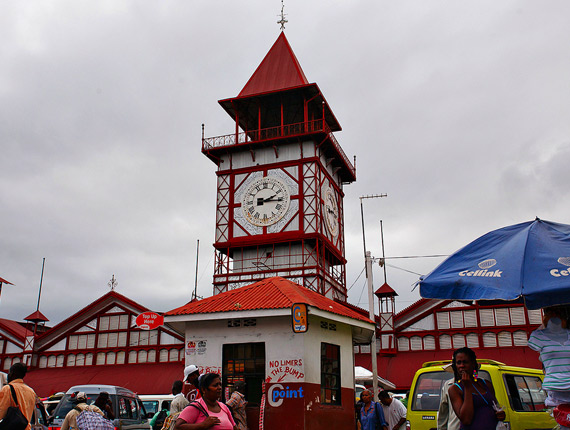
[324,187,339,238]
[241,176,291,226]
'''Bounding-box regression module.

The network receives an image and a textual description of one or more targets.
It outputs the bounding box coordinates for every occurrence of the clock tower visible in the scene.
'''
[202,32,355,301]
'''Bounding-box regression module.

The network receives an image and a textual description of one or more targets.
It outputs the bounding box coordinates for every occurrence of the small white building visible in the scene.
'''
[165,277,374,430]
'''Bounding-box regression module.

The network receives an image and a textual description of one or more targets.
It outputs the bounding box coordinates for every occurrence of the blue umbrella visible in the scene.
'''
[419,218,570,309]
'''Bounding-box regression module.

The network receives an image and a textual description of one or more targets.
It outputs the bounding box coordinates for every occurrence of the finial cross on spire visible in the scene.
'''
[277,0,288,31]
[108,274,118,291]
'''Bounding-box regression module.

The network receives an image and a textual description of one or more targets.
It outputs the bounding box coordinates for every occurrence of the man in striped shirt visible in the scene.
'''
[528,307,570,407]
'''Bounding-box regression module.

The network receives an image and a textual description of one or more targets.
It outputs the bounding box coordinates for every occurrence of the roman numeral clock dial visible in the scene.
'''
[324,187,339,238]
[241,177,291,227]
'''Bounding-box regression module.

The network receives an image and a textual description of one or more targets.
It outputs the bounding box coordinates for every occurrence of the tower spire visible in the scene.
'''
[277,0,287,31]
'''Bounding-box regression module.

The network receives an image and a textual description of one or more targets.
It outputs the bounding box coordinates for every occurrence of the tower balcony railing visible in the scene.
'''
[202,119,355,177]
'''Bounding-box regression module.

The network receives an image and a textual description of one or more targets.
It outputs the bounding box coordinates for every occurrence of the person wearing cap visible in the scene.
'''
[0,363,37,430]
[61,391,104,430]
[183,364,202,402]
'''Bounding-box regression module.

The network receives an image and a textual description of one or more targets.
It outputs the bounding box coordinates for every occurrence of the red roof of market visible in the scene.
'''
[166,276,373,324]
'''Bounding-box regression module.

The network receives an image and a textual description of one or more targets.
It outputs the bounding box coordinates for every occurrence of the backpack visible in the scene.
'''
[153,409,168,430]
[75,406,114,430]
[160,412,180,430]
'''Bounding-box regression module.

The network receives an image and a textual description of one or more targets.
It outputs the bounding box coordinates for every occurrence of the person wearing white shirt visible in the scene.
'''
[379,391,407,430]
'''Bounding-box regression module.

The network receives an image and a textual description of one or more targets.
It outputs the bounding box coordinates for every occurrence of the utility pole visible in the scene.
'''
[359,193,387,401]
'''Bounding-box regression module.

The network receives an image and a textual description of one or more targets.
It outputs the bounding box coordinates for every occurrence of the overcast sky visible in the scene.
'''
[2,0,570,325]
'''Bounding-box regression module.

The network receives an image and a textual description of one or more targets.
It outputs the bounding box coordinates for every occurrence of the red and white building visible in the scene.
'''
[0,290,185,396]
[354,284,544,390]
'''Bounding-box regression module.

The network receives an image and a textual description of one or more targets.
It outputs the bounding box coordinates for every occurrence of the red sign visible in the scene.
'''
[135,312,164,330]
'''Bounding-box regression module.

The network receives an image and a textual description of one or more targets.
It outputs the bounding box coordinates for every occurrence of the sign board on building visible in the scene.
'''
[291,303,308,333]
[135,312,164,330]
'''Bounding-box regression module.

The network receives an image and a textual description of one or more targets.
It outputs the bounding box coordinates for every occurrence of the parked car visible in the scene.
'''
[405,359,555,430]
[139,394,174,420]
[48,384,150,429]
[43,391,65,416]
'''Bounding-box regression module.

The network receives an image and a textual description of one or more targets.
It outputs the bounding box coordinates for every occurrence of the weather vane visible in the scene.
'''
[277,0,288,31]
[108,274,118,291]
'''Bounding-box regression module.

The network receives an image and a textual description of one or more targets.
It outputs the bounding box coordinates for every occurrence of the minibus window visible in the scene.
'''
[504,375,547,411]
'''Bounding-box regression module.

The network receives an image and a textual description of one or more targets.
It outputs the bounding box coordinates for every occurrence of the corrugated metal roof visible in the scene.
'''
[238,32,309,98]
[166,277,373,324]
[0,318,31,341]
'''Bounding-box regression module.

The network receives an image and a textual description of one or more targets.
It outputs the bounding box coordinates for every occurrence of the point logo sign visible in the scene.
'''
[267,384,304,407]
[459,259,502,278]
[551,257,570,278]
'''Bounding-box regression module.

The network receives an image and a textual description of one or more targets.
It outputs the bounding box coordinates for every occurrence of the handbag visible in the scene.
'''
[0,384,29,430]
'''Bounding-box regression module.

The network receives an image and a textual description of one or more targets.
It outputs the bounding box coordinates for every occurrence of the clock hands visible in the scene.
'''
[262,194,283,203]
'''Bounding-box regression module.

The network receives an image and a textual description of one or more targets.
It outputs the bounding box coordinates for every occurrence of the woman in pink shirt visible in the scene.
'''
[174,373,237,430]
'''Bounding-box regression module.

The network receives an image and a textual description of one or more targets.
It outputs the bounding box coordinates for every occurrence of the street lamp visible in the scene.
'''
[359,193,387,401]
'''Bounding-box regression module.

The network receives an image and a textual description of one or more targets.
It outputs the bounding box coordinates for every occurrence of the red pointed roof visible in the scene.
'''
[0,318,31,342]
[24,310,49,322]
[238,32,309,98]
[374,283,398,297]
[166,277,373,324]
[0,276,13,285]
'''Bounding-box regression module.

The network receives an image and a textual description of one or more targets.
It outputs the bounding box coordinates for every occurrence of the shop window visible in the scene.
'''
[67,354,76,367]
[222,342,265,405]
[452,334,465,349]
[48,356,56,368]
[39,356,47,369]
[482,332,497,347]
[437,312,450,330]
[479,309,495,326]
[159,349,168,362]
[504,374,546,411]
[450,311,464,328]
[423,336,436,350]
[96,353,105,365]
[119,314,129,330]
[85,353,93,366]
[510,307,526,325]
[495,308,510,326]
[68,336,78,349]
[148,350,156,363]
[397,337,410,351]
[138,350,148,363]
[513,330,528,346]
[100,316,110,331]
[466,333,479,348]
[464,310,477,327]
[410,336,422,351]
[128,351,137,363]
[321,342,341,405]
[439,334,452,349]
[498,331,513,347]
[527,309,543,325]
[169,349,178,362]
[76,354,85,366]
[116,351,125,364]
[107,352,116,365]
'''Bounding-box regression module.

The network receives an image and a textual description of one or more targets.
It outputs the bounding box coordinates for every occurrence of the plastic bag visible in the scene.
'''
[496,421,508,430]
